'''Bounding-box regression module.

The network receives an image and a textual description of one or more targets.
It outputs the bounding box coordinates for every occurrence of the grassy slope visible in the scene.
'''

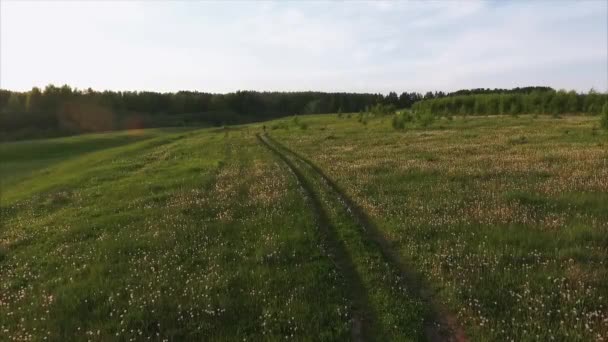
[1,127,352,340]
[0,128,194,188]
[1,114,607,341]
[272,114,608,341]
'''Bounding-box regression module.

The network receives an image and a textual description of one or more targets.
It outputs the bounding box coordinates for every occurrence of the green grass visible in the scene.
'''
[272,114,608,341]
[0,128,193,188]
[1,128,351,340]
[1,114,607,340]
[260,134,427,340]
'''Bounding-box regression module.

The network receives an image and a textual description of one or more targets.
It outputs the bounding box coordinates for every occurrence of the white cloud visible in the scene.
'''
[1,0,606,93]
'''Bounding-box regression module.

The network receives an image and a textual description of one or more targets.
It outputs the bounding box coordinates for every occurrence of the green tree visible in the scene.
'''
[509,101,519,116]
[25,87,42,113]
[6,92,24,112]
[566,90,579,113]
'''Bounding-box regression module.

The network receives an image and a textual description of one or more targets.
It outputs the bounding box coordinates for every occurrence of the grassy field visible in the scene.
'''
[272,114,608,341]
[1,114,607,340]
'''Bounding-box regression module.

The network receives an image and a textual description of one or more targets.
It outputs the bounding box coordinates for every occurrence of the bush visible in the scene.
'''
[416,111,435,127]
[356,112,369,126]
[392,115,405,130]
[358,113,369,125]
[369,103,396,116]
[392,112,414,130]
[601,103,608,129]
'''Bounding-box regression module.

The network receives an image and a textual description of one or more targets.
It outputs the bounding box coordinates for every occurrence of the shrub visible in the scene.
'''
[357,113,369,126]
[601,103,608,129]
[392,112,414,130]
[358,113,368,125]
[369,103,396,116]
[403,112,414,123]
[418,111,435,127]
[392,115,405,130]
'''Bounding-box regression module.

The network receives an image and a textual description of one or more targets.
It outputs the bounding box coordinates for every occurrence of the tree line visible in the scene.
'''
[0,85,430,140]
[412,89,608,117]
[2,85,604,140]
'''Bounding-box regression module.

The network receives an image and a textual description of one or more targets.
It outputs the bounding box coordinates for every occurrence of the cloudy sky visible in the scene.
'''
[1,1,606,93]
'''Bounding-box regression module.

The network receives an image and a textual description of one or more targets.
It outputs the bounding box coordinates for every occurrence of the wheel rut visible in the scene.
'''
[260,133,467,342]
[257,133,376,342]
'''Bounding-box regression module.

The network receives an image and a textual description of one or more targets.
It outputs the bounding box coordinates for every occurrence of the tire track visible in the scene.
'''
[262,133,467,342]
[257,134,378,342]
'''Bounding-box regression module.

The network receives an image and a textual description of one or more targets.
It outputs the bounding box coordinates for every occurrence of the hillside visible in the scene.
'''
[1,114,607,340]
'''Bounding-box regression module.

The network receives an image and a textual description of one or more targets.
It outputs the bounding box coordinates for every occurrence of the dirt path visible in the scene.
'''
[257,134,376,341]
[261,133,467,342]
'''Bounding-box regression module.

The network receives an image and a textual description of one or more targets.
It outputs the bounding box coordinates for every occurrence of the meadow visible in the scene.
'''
[272,114,608,341]
[1,113,607,340]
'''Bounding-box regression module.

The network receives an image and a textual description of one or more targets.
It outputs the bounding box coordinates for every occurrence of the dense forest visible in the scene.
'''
[1,85,606,140]
[0,85,423,140]
[412,89,608,117]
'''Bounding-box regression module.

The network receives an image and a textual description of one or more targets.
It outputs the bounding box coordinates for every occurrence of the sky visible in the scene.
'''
[1,1,607,94]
